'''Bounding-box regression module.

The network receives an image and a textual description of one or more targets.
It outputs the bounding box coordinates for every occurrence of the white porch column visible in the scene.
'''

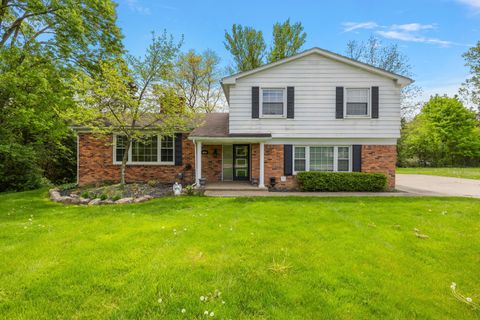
[195,141,202,185]
[259,142,265,188]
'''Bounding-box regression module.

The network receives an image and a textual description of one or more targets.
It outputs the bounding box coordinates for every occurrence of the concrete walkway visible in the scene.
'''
[396,174,480,198]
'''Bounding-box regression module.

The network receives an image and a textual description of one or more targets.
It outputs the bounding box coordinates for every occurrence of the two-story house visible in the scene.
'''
[76,47,412,190]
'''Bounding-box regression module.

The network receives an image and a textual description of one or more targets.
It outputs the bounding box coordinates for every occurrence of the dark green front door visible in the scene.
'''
[233,144,249,181]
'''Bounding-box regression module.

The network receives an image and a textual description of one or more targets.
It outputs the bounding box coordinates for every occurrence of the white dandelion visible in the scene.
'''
[210,311,214,317]
[466,297,473,302]
[181,308,186,313]
[204,310,209,315]
[200,296,205,301]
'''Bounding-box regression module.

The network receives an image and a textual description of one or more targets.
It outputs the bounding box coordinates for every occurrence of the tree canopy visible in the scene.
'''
[399,96,480,167]
[224,19,307,72]
[0,0,123,191]
[268,19,306,63]
[460,40,480,112]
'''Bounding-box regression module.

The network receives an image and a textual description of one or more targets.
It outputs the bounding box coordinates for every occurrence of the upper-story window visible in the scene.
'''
[261,88,285,117]
[345,88,370,117]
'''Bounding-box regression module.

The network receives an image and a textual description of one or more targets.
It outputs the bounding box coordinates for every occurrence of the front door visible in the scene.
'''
[233,144,249,180]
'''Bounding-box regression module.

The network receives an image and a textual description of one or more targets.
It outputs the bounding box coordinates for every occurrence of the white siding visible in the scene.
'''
[228,53,402,139]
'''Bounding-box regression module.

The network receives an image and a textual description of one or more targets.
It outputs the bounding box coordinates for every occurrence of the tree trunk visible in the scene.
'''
[120,138,131,185]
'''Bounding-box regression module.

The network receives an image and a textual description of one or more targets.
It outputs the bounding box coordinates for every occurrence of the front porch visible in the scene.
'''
[204,181,268,191]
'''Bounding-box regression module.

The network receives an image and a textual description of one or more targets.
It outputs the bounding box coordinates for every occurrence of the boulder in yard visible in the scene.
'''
[88,199,102,205]
[115,197,133,204]
[134,195,153,203]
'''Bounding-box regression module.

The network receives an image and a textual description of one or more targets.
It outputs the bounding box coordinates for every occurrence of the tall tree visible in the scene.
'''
[267,19,306,63]
[459,40,480,112]
[70,32,196,185]
[345,36,421,117]
[0,0,123,191]
[399,96,480,167]
[174,49,225,112]
[224,24,266,72]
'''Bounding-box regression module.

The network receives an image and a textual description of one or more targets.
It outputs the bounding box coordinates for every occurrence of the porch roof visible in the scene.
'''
[189,113,271,142]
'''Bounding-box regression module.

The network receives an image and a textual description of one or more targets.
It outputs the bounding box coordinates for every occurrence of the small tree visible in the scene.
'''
[224,24,266,72]
[345,36,422,117]
[267,19,306,63]
[174,49,225,112]
[70,32,197,185]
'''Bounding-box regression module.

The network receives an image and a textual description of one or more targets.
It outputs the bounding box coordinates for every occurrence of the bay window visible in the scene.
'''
[114,135,175,165]
[293,146,351,173]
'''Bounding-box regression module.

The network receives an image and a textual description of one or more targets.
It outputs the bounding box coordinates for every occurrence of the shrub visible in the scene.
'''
[297,172,387,192]
[99,194,108,200]
[80,191,90,199]
[112,194,121,201]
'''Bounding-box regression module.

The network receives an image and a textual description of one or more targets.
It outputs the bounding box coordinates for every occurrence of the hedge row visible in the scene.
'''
[296,172,387,192]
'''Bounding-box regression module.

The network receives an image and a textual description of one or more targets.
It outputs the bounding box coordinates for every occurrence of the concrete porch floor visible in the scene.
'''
[204,181,268,191]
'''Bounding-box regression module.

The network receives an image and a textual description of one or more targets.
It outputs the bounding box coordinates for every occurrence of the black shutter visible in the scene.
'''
[287,86,294,119]
[336,87,344,119]
[284,144,293,176]
[371,86,379,119]
[174,133,182,165]
[252,86,259,118]
[352,145,362,172]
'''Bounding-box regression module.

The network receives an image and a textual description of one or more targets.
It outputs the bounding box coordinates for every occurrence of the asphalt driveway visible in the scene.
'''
[396,174,480,198]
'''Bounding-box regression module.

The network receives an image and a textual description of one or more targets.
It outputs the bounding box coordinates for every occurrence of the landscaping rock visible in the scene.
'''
[115,197,133,204]
[100,200,115,205]
[88,199,102,205]
[49,189,62,202]
[79,198,91,205]
[134,195,153,203]
[63,196,80,205]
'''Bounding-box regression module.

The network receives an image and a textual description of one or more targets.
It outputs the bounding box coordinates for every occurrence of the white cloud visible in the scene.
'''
[391,23,435,32]
[125,0,151,15]
[342,21,455,47]
[457,0,480,9]
[376,31,453,47]
[342,21,378,32]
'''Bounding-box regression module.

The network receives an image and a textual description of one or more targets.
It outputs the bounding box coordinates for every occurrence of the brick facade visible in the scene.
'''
[201,145,222,182]
[361,145,396,190]
[78,134,396,190]
[78,133,195,186]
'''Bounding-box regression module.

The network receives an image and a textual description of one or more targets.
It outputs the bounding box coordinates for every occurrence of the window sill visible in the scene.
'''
[113,162,175,166]
[260,115,287,119]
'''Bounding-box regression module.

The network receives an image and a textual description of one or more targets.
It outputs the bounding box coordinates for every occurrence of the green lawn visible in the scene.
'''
[397,167,480,180]
[1,190,480,319]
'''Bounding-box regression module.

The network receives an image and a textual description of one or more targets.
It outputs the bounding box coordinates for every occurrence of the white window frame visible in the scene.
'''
[344,88,371,118]
[113,134,175,165]
[292,145,352,174]
[260,87,287,118]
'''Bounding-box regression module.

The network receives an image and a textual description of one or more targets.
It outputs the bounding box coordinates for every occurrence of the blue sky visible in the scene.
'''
[116,0,480,102]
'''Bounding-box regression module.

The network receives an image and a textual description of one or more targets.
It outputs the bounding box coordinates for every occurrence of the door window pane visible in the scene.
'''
[222,145,233,181]
[310,147,334,171]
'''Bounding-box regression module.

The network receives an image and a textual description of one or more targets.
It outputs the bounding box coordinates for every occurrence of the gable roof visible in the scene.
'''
[221,47,414,101]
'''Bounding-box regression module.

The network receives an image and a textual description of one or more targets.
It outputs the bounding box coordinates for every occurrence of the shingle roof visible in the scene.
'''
[190,113,229,137]
[189,113,271,138]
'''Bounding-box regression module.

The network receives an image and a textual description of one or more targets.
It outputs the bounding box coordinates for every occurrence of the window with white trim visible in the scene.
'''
[261,88,285,116]
[293,146,351,173]
[114,135,174,165]
[346,88,369,117]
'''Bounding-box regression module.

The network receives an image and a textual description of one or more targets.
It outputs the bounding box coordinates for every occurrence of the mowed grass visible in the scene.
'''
[1,190,480,319]
[397,167,480,180]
